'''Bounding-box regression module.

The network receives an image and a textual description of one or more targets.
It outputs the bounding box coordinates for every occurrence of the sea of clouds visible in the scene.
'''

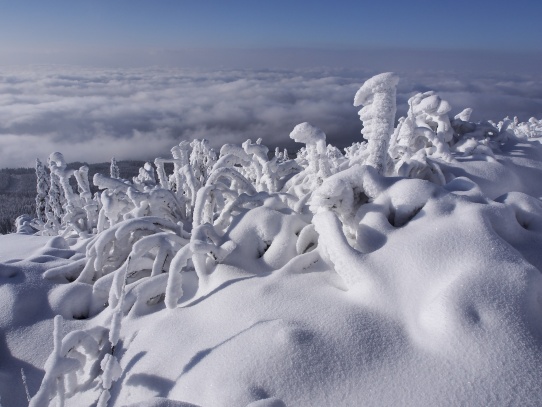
[0,64,541,168]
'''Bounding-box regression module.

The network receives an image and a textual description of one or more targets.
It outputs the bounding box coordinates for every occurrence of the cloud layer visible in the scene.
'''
[0,65,541,168]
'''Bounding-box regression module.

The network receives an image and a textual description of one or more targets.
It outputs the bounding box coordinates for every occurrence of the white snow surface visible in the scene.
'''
[2,73,542,406]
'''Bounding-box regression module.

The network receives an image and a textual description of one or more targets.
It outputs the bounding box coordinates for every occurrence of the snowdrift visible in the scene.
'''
[1,72,542,406]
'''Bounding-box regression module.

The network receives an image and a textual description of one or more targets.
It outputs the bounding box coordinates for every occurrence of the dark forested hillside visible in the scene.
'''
[0,160,145,234]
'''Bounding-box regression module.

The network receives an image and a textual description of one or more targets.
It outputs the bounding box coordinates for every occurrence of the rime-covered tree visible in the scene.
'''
[35,158,50,223]
[110,157,120,179]
[48,171,64,230]
[354,72,399,174]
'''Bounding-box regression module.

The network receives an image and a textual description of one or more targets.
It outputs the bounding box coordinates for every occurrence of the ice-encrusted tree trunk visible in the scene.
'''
[354,72,399,174]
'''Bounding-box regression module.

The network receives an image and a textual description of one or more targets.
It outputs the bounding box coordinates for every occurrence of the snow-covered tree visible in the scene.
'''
[110,157,120,179]
[353,72,399,174]
[47,171,64,232]
[35,158,50,224]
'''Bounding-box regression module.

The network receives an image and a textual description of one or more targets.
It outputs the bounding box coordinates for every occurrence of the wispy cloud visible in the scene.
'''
[0,65,540,168]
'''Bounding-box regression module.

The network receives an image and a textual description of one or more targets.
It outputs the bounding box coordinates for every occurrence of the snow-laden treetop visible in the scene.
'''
[353,72,399,106]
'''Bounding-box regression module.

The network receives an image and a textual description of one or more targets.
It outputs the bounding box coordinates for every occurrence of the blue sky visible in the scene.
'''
[1,0,541,57]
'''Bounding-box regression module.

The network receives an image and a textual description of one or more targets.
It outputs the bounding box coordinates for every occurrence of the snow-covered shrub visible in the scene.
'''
[94,161,185,233]
[29,316,110,406]
[133,162,157,188]
[390,91,454,165]
[310,164,388,242]
[15,214,39,234]
[497,116,542,139]
[154,141,192,216]
[77,217,185,286]
[519,117,542,138]
[29,314,120,407]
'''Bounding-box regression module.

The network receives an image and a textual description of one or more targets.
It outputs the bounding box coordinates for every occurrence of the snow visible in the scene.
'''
[1,72,542,406]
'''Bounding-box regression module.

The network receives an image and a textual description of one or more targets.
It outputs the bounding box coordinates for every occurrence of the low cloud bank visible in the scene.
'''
[0,65,540,168]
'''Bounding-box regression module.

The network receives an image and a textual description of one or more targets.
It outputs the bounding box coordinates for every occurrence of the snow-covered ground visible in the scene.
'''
[2,73,542,406]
